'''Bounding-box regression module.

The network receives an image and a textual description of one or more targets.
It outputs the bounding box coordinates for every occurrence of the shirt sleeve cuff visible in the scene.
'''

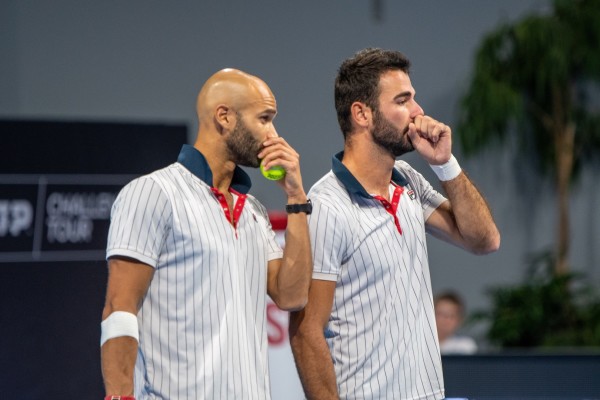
[312,271,338,281]
[106,248,158,268]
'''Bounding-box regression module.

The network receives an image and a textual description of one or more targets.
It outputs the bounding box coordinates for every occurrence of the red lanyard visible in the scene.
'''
[210,187,247,237]
[372,184,404,234]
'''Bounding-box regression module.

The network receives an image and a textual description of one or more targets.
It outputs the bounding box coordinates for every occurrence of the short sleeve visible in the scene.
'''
[247,196,283,261]
[264,219,284,261]
[106,176,172,268]
[308,196,348,281]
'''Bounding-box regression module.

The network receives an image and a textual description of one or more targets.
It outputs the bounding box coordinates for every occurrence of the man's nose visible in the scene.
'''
[411,101,424,117]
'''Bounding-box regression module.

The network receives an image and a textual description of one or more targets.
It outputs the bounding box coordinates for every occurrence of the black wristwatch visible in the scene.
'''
[285,199,312,214]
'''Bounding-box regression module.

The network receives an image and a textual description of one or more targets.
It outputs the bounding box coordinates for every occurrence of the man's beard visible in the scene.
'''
[226,117,262,168]
[371,108,414,157]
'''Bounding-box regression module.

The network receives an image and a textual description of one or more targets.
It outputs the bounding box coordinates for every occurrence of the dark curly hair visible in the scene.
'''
[334,48,411,138]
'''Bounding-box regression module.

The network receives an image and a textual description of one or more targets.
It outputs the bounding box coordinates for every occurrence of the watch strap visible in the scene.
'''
[285,199,312,214]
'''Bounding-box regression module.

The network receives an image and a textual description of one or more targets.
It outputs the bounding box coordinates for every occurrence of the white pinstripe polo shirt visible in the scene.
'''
[107,144,283,400]
[308,152,446,400]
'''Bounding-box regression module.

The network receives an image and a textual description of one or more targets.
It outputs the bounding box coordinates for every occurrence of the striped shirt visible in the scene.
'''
[308,152,446,400]
[107,144,283,400]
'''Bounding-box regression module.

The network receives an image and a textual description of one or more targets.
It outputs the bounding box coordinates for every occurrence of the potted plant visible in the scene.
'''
[471,251,600,349]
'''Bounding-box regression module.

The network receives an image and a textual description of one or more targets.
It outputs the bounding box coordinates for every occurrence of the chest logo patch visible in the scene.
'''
[406,184,416,200]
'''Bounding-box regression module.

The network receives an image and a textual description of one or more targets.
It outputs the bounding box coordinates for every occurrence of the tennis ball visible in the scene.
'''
[260,160,286,181]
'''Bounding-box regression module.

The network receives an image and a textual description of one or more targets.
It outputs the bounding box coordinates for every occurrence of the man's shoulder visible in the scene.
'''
[393,159,431,186]
[146,162,181,180]
[119,163,179,194]
[245,194,269,216]
[393,159,418,176]
[308,170,343,198]
[308,171,356,220]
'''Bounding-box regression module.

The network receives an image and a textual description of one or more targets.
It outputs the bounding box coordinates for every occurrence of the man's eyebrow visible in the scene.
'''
[393,91,413,101]
[261,108,277,116]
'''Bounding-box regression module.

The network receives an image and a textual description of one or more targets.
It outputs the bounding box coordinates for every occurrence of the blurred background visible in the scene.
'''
[1,0,599,399]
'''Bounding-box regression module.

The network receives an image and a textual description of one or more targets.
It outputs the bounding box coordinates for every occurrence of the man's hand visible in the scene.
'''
[258,137,306,202]
[408,115,452,165]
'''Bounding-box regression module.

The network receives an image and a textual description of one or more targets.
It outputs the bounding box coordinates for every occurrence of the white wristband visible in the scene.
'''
[430,155,461,181]
[100,311,139,346]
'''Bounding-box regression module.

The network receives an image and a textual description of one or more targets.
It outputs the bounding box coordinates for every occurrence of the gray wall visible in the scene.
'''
[2,0,599,343]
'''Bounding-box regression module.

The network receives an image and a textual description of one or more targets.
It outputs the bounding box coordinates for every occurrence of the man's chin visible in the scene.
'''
[396,135,415,156]
[244,160,261,169]
[390,140,414,158]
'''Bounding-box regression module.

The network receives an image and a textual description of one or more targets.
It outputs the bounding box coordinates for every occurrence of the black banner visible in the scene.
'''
[0,176,132,262]
[0,120,187,398]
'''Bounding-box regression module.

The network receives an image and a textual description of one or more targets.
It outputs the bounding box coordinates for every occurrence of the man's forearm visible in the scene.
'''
[101,337,138,396]
[276,211,312,310]
[441,172,500,254]
[289,319,339,400]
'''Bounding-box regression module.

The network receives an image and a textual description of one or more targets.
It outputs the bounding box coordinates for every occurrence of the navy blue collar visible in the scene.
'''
[331,151,408,198]
[177,144,252,194]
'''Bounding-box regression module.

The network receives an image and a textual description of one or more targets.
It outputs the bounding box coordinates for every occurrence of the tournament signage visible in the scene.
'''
[0,119,187,399]
[0,120,187,262]
[0,174,134,262]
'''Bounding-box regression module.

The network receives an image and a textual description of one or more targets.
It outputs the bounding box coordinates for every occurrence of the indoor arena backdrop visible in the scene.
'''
[2,120,599,400]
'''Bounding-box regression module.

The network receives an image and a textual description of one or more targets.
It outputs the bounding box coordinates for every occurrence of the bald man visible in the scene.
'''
[100,69,312,400]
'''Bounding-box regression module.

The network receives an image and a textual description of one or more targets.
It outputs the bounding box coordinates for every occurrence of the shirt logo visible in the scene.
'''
[406,183,416,200]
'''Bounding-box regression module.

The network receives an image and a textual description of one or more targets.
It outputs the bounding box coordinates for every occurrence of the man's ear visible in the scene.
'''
[214,105,236,134]
[350,101,371,130]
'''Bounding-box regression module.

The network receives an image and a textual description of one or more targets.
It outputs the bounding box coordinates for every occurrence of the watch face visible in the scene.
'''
[305,201,313,214]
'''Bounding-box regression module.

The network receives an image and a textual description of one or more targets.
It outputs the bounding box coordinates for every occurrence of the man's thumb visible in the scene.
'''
[407,123,419,142]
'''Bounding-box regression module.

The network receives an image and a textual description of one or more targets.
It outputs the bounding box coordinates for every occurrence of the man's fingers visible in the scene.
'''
[262,136,288,148]
[407,123,419,143]
[413,116,449,144]
[259,140,300,171]
[430,124,445,143]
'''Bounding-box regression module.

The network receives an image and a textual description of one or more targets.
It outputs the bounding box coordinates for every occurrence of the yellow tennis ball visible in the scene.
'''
[260,161,286,181]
